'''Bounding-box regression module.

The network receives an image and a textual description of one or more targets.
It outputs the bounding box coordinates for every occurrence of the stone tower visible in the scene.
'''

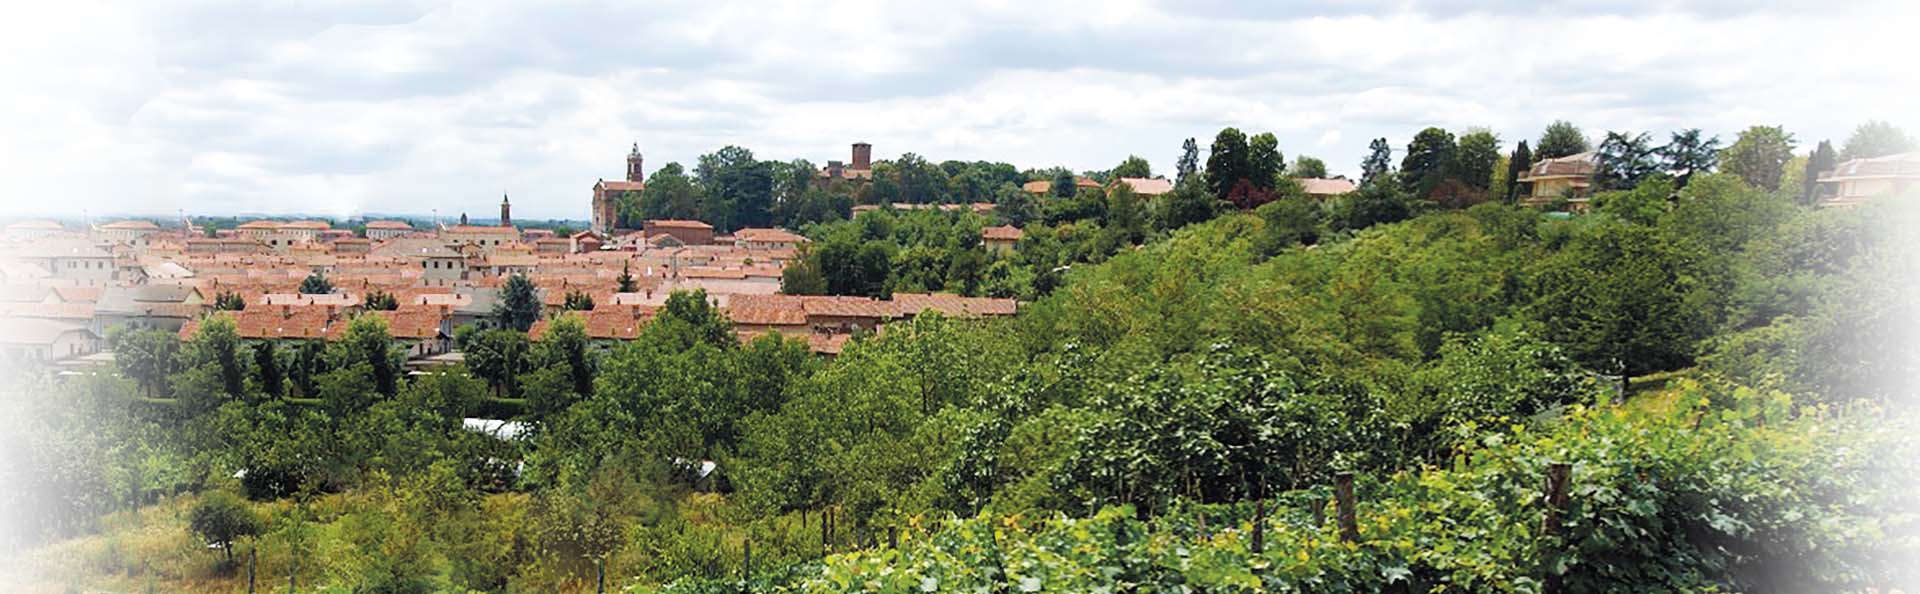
[499,193,512,228]
[851,142,872,170]
[627,143,644,182]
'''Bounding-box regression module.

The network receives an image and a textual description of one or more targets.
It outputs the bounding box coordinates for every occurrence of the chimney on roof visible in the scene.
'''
[851,143,871,170]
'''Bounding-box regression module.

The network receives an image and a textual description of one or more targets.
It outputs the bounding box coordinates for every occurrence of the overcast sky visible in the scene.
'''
[1,1,1915,220]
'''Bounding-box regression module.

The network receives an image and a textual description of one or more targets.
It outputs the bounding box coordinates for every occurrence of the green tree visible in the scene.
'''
[1802,140,1838,204]
[1454,129,1501,191]
[1175,138,1201,186]
[1330,176,1413,231]
[1360,137,1393,186]
[1248,132,1283,190]
[334,314,401,398]
[494,273,541,332]
[1504,140,1532,203]
[298,272,333,295]
[1595,130,1661,191]
[1205,127,1251,200]
[639,163,706,224]
[536,312,595,400]
[1527,220,1709,378]
[1722,125,1797,191]
[1151,182,1217,231]
[562,290,595,312]
[617,261,637,293]
[892,152,952,204]
[1112,155,1152,179]
[189,490,259,566]
[108,325,178,398]
[1288,155,1328,179]
[214,290,246,311]
[253,342,284,398]
[1400,127,1458,199]
[1254,193,1324,256]
[364,289,399,311]
[696,145,775,228]
[1536,119,1590,159]
[1050,169,1077,199]
[1660,128,1721,188]
[457,326,530,399]
[1840,120,1914,160]
[183,313,248,401]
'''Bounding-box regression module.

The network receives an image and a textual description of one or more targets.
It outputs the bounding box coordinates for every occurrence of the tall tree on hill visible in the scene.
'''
[1537,120,1590,159]
[893,152,952,203]
[1454,128,1502,191]
[1205,127,1251,201]
[1841,120,1915,160]
[1112,155,1152,179]
[298,272,332,295]
[494,273,542,332]
[1722,125,1797,191]
[1595,131,1661,191]
[1400,127,1458,199]
[696,146,775,229]
[639,163,705,224]
[1802,140,1838,205]
[1175,138,1201,187]
[1288,155,1328,179]
[1504,141,1532,203]
[1660,129,1721,188]
[1050,170,1077,199]
[1248,132,1284,190]
[1361,138,1394,187]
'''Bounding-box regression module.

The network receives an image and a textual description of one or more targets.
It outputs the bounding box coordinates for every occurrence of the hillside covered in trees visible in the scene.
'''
[5,121,1920,593]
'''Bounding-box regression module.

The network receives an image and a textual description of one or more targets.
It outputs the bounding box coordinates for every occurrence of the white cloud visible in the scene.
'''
[0,0,1915,219]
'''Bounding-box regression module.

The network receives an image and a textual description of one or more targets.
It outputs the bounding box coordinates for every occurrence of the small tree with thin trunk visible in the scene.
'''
[190,490,260,569]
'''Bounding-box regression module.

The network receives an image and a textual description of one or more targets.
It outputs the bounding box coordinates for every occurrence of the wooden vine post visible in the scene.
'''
[1541,462,1572,594]
[1252,498,1266,554]
[742,538,752,593]
[1334,473,1358,543]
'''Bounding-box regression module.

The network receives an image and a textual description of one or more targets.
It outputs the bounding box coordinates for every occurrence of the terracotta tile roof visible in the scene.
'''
[645,219,714,230]
[1821,151,1920,180]
[100,220,160,230]
[892,293,1018,317]
[597,180,646,192]
[800,295,899,319]
[981,225,1024,242]
[1298,178,1357,196]
[0,302,95,320]
[528,306,657,341]
[733,228,810,244]
[51,286,104,303]
[236,220,283,230]
[443,225,518,234]
[1521,152,1599,180]
[364,220,414,229]
[725,295,810,326]
[372,307,448,340]
[1115,177,1174,195]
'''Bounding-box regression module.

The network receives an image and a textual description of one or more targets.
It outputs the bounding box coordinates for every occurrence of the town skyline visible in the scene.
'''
[4,1,1917,219]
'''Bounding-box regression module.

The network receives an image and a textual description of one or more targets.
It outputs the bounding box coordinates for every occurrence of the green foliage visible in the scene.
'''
[1454,129,1501,192]
[1660,128,1720,188]
[1287,155,1328,179]
[214,290,247,311]
[364,289,399,311]
[1400,126,1457,198]
[298,271,333,295]
[1504,141,1532,203]
[1593,130,1660,191]
[1536,120,1590,159]
[494,273,542,332]
[1721,125,1797,191]
[457,325,531,398]
[563,289,596,312]
[189,490,259,565]
[109,325,179,397]
[1841,119,1914,160]
[1111,155,1152,179]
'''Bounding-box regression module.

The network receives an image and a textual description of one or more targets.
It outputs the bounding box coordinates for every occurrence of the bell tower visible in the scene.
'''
[499,193,512,228]
[626,143,644,182]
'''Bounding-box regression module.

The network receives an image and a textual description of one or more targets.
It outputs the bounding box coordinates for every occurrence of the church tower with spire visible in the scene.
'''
[593,142,646,234]
[500,193,512,228]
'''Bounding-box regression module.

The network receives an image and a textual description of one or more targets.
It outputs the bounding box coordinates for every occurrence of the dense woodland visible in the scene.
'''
[3,120,1919,593]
